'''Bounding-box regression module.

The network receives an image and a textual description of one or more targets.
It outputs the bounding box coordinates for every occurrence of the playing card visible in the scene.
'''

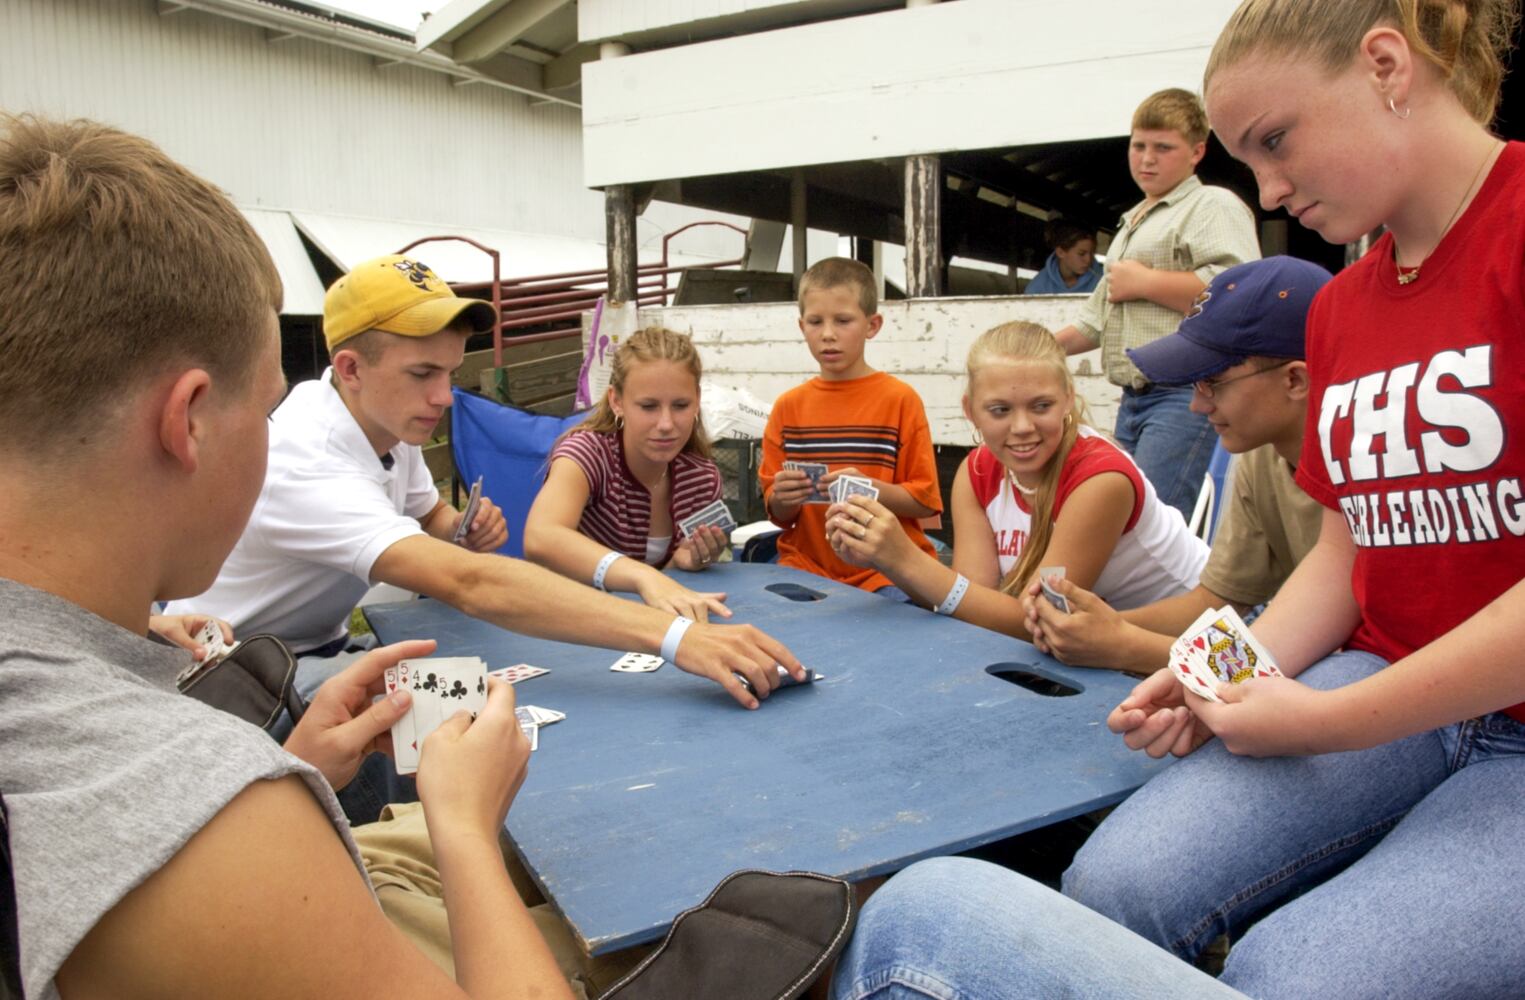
[610,652,664,673]
[1169,637,1223,703]
[392,659,419,773]
[1190,608,1283,684]
[839,475,879,502]
[452,475,484,545]
[392,656,488,775]
[678,498,738,539]
[1038,566,1071,613]
[432,657,488,722]
[521,705,565,727]
[515,706,540,752]
[828,474,875,504]
[735,666,822,695]
[489,663,550,685]
[784,461,831,503]
[192,619,239,665]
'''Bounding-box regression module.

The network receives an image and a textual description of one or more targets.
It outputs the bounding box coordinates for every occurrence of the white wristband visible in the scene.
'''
[661,615,693,663]
[593,551,623,591]
[935,574,969,616]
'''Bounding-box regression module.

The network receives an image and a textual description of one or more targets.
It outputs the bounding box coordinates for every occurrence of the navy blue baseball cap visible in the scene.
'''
[1126,256,1333,386]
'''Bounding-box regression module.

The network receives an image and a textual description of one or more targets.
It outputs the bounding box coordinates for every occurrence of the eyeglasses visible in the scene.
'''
[1193,360,1295,399]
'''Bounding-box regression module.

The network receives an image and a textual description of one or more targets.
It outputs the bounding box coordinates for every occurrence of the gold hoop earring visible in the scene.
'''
[1388,97,1411,120]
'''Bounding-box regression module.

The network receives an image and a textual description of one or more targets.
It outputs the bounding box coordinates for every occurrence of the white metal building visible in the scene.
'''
[0,0,763,314]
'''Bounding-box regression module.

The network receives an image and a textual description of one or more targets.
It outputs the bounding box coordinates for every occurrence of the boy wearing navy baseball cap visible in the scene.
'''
[1027,256,1333,673]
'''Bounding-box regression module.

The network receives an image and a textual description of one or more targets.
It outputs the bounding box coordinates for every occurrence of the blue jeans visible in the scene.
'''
[831,856,1241,999]
[1114,385,1216,522]
[1064,650,1525,999]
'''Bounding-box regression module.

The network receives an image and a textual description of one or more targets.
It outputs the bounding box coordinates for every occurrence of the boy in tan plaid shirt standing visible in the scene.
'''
[1054,88,1259,520]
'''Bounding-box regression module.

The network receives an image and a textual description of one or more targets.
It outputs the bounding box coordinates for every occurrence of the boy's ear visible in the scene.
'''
[331,348,363,390]
[866,313,884,338]
[157,368,214,473]
[1189,141,1207,168]
[1283,360,1311,401]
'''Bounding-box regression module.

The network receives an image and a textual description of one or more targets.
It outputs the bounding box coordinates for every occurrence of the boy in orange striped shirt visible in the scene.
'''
[760,257,942,596]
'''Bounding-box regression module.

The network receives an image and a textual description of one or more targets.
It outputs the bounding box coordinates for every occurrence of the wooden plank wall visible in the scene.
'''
[634,294,1121,446]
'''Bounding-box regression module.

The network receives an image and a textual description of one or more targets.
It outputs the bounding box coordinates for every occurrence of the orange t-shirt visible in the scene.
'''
[760,371,942,591]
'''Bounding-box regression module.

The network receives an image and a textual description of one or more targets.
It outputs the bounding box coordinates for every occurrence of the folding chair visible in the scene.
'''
[449,387,589,558]
[1186,442,1235,544]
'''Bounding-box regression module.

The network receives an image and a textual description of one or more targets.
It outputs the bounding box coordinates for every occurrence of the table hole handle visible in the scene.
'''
[985,663,1083,698]
[764,582,827,602]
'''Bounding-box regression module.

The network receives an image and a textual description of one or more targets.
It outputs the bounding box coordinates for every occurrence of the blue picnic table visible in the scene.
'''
[363,562,1169,955]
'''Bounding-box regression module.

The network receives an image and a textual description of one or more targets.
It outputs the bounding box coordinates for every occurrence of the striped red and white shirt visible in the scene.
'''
[548,430,723,565]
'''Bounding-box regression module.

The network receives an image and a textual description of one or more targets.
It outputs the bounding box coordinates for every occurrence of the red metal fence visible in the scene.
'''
[398,221,746,367]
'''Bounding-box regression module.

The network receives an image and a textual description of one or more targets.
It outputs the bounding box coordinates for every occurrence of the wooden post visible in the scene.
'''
[605,185,637,304]
[852,237,885,304]
[905,153,942,298]
[790,169,808,287]
[600,40,637,305]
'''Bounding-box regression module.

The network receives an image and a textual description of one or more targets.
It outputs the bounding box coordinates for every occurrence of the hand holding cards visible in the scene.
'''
[783,461,831,503]
[452,475,484,545]
[193,618,239,665]
[678,498,737,539]
[1038,567,1071,614]
[386,656,489,775]
[1168,607,1282,703]
[828,474,878,505]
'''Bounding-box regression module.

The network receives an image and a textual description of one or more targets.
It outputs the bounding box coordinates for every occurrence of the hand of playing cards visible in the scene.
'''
[678,498,737,540]
[1038,567,1071,614]
[783,461,831,503]
[1168,607,1282,703]
[193,617,239,665]
[387,656,490,775]
[452,475,484,545]
[827,474,878,505]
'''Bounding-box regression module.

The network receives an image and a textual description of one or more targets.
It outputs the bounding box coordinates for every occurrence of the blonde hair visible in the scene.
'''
[966,322,1093,595]
[1204,0,1520,124]
[567,326,712,459]
[0,115,281,449]
[1131,88,1210,146]
[798,256,878,316]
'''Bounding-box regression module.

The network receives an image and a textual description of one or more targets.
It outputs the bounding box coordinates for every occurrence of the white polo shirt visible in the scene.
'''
[166,369,437,653]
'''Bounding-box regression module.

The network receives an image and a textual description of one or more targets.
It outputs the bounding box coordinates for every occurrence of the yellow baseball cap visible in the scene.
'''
[323,254,498,351]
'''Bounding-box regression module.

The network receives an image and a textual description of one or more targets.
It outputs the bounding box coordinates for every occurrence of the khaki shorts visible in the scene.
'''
[353,802,644,998]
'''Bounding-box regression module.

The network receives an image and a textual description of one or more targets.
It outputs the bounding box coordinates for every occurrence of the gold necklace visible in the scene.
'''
[1395,141,1499,285]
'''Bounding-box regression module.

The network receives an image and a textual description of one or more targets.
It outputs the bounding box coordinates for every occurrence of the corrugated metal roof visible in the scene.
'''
[240,208,330,314]
[290,210,728,284]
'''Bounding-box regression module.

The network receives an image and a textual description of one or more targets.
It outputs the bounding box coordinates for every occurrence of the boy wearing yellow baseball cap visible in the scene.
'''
[169,254,805,816]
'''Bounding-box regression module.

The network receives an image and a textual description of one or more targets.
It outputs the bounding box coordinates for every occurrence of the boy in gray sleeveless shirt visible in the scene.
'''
[0,116,575,998]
